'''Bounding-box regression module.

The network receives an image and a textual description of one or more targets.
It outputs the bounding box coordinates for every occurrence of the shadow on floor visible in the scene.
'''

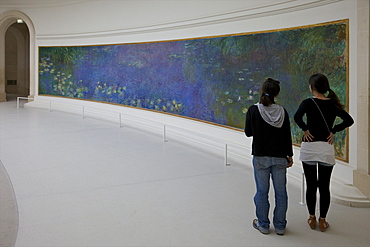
[0,160,18,247]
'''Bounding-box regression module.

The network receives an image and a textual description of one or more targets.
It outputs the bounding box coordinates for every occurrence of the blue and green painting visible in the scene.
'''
[39,20,348,160]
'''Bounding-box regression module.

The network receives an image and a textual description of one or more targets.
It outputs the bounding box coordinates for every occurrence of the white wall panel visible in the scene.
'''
[1,0,364,201]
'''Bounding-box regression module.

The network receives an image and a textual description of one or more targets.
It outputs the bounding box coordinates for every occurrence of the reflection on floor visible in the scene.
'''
[1,97,369,246]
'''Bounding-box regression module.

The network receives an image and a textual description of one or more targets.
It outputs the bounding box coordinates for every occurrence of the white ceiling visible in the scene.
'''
[0,0,279,9]
[0,0,95,8]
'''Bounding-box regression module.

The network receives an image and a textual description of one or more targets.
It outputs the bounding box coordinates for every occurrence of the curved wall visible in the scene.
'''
[1,0,368,203]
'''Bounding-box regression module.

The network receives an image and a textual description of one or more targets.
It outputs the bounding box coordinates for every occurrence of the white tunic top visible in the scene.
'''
[299,141,335,165]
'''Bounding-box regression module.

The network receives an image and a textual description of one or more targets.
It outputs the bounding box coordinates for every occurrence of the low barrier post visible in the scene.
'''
[225,144,230,166]
[163,125,168,142]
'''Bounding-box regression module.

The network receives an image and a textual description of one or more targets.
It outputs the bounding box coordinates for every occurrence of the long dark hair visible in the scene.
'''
[309,73,344,110]
[259,78,280,106]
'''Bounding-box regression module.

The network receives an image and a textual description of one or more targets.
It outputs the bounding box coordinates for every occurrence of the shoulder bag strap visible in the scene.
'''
[311,98,331,134]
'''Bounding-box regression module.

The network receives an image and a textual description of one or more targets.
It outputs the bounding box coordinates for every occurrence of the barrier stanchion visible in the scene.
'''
[163,125,168,142]
[17,97,33,108]
[225,144,230,166]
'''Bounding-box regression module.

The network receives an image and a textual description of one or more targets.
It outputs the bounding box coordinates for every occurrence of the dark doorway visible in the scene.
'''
[5,22,30,101]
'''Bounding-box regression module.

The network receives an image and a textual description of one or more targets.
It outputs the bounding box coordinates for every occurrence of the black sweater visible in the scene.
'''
[245,105,293,158]
[294,98,354,142]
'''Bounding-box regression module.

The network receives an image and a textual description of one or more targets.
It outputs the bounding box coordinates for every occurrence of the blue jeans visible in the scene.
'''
[253,156,288,230]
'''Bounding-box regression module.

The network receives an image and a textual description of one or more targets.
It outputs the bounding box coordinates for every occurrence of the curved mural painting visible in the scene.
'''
[39,20,348,160]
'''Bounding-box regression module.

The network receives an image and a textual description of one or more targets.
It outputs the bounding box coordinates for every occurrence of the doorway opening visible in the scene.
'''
[5,22,30,101]
[1,11,35,103]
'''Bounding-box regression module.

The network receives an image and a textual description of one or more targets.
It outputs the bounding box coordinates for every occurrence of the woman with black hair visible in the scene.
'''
[294,73,354,232]
[245,78,293,235]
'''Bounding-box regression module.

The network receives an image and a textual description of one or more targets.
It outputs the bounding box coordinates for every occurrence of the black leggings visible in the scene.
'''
[302,162,334,218]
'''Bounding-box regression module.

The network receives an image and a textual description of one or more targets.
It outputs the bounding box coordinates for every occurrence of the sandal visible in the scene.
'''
[307,215,316,229]
[319,218,329,232]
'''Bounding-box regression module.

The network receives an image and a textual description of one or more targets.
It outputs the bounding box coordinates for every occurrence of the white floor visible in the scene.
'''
[1,97,369,247]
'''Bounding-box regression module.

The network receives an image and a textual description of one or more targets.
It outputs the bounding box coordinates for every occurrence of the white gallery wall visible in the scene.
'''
[1,0,368,204]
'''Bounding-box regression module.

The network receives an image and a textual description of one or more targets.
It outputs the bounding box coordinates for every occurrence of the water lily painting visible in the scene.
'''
[39,19,348,160]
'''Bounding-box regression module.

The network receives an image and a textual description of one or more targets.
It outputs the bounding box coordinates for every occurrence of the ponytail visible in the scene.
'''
[327,88,345,110]
[309,73,345,110]
[260,93,274,106]
[259,78,280,106]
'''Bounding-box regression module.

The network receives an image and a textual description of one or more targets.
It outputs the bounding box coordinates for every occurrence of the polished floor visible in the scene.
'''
[1,96,369,247]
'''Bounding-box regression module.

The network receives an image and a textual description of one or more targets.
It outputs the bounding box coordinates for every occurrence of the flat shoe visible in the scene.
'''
[319,218,329,232]
[253,219,270,234]
[308,216,316,229]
